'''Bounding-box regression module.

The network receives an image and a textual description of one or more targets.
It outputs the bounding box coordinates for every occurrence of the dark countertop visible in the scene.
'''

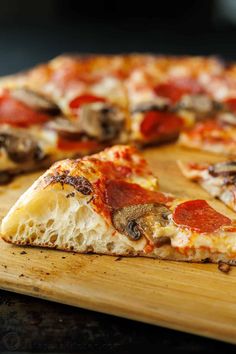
[0,289,235,354]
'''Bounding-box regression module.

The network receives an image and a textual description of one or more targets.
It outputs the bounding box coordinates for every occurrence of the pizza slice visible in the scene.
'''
[0,55,130,182]
[179,159,236,213]
[125,55,226,145]
[179,119,236,155]
[1,145,236,265]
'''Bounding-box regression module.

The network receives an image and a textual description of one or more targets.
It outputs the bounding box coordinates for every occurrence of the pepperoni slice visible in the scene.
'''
[173,200,231,233]
[105,180,172,209]
[140,111,183,139]
[154,79,203,104]
[69,94,106,110]
[57,137,101,151]
[0,94,51,127]
[224,97,236,113]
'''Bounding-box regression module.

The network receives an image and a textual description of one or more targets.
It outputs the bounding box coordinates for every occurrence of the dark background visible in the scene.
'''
[0,0,236,75]
[0,1,236,352]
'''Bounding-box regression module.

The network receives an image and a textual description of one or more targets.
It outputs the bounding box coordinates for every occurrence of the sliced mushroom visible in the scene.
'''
[208,161,236,177]
[112,203,171,241]
[176,94,221,117]
[78,102,124,141]
[218,261,231,273]
[46,173,93,195]
[217,112,236,126]
[45,117,82,139]
[0,131,44,163]
[11,88,60,115]
[132,99,169,114]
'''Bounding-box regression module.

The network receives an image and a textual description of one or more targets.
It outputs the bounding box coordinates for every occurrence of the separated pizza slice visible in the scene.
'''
[178,119,236,155]
[1,145,236,265]
[179,159,236,213]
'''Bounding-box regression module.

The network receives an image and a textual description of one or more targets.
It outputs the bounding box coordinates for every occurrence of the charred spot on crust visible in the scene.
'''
[46,173,93,195]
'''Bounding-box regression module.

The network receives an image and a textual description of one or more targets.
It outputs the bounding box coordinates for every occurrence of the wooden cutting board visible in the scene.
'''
[0,144,236,344]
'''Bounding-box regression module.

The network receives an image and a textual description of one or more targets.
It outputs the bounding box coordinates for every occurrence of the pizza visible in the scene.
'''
[125,55,225,145]
[179,119,236,155]
[1,54,236,184]
[1,145,236,265]
[179,160,236,213]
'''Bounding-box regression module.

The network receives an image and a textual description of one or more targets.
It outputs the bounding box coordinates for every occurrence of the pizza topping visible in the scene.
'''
[0,171,13,185]
[186,120,223,139]
[140,111,183,140]
[176,94,218,117]
[224,97,236,113]
[46,118,82,139]
[57,137,101,152]
[112,203,170,241]
[208,161,236,177]
[11,88,60,115]
[0,93,52,127]
[0,131,44,163]
[126,220,142,240]
[105,180,171,210]
[46,173,93,195]
[173,199,231,233]
[78,102,124,141]
[69,94,106,110]
[217,112,236,126]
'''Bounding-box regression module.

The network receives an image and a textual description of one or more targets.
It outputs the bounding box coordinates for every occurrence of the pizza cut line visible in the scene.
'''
[2,145,236,266]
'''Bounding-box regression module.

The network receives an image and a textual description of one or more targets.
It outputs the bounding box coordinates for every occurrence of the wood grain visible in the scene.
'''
[0,144,236,344]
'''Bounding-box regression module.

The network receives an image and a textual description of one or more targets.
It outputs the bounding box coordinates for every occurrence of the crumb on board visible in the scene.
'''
[115,256,123,261]
[218,261,231,274]
[20,251,27,255]
[19,274,24,277]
